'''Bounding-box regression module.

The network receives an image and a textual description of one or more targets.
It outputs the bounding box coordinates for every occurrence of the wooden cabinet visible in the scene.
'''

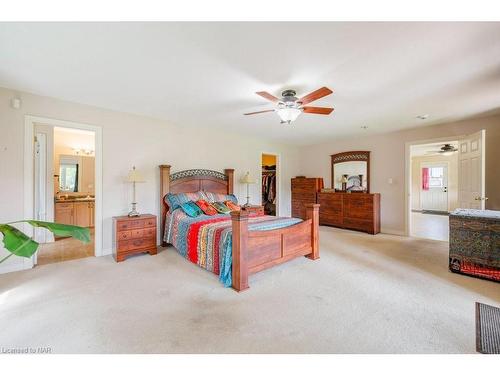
[113,214,157,262]
[291,177,324,219]
[55,202,74,225]
[55,201,94,228]
[74,202,91,227]
[317,192,380,234]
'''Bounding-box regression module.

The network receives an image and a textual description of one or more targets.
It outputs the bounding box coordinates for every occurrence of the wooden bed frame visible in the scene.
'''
[159,165,319,291]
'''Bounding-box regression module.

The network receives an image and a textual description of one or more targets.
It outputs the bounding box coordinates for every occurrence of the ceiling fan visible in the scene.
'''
[244,87,334,124]
[426,144,458,156]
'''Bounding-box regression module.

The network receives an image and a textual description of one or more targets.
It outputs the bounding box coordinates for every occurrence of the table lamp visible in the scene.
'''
[127,166,145,217]
[240,171,256,207]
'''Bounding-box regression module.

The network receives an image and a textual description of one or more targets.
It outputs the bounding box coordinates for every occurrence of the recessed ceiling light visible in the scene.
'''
[416,114,429,120]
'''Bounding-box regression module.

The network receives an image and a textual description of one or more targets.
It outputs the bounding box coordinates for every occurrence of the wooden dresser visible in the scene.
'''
[113,214,157,262]
[291,177,324,219]
[317,192,381,234]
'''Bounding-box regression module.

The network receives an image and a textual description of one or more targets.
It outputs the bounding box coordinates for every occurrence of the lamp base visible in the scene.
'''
[128,202,140,217]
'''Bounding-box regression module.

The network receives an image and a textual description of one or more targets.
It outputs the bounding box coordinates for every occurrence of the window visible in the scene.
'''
[428,167,444,188]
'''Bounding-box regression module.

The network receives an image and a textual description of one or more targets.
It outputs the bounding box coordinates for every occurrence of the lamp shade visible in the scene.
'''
[240,171,256,184]
[127,166,145,183]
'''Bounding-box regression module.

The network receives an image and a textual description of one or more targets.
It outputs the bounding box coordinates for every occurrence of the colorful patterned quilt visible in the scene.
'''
[164,209,302,287]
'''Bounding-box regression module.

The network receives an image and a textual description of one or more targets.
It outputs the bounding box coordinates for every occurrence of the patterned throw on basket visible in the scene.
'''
[164,209,302,287]
[449,209,500,282]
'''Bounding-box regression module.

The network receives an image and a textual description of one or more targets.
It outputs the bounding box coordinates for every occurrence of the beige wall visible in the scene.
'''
[0,87,300,273]
[411,153,458,211]
[298,114,500,234]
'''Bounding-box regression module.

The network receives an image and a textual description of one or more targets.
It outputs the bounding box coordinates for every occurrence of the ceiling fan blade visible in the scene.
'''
[244,109,275,115]
[302,106,334,115]
[256,91,280,103]
[299,87,333,105]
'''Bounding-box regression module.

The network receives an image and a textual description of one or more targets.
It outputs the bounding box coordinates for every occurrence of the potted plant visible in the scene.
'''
[0,220,90,264]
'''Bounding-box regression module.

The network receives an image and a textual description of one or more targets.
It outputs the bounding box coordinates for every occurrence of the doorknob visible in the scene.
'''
[443,187,448,192]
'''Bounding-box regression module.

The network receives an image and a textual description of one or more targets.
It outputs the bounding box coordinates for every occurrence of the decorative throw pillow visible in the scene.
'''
[204,192,238,204]
[224,200,240,212]
[212,201,231,214]
[165,191,208,211]
[195,199,218,216]
[180,201,203,217]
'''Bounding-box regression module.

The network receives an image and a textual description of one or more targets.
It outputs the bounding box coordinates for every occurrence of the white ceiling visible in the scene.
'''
[54,126,95,151]
[1,22,500,145]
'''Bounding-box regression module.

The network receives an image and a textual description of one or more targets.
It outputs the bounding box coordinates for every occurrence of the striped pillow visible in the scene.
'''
[165,191,208,211]
[204,192,238,204]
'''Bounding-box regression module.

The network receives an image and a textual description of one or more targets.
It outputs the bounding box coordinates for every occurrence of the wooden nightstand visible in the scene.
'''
[113,214,157,262]
[241,205,265,216]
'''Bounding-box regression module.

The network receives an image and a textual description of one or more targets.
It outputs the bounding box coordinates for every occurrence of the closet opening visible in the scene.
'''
[261,153,278,216]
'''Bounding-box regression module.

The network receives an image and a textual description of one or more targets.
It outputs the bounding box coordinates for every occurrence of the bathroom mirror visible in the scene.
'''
[331,151,370,193]
[57,154,95,194]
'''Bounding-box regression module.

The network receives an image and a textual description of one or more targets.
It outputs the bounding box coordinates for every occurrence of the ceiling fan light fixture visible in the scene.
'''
[277,107,302,124]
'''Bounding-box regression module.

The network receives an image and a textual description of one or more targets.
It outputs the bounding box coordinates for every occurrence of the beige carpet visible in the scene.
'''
[1,226,499,354]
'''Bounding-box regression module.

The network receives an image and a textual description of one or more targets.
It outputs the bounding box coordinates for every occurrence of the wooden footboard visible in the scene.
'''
[231,204,320,292]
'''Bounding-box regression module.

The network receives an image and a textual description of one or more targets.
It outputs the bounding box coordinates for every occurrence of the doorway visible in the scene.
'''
[261,153,278,216]
[405,130,486,241]
[24,116,103,268]
[409,141,458,241]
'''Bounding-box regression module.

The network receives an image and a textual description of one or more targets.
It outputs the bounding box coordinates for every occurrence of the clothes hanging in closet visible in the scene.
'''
[262,172,276,204]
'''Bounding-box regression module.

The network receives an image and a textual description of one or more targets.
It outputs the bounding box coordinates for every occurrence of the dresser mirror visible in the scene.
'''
[331,151,370,193]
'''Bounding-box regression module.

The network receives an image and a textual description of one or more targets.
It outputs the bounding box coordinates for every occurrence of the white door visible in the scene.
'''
[421,163,448,212]
[33,124,55,246]
[458,130,486,209]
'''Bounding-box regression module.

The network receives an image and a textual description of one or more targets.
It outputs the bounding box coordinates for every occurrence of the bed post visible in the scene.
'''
[159,165,171,246]
[230,209,249,292]
[225,169,234,194]
[305,203,320,260]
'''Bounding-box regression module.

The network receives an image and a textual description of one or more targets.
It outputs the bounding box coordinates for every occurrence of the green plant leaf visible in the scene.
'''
[25,221,91,243]
[0,224,39,258]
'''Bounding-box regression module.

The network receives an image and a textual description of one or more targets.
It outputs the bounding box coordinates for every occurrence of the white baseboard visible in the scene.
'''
[100,248,112,256]
[381,228,406,236]
[0,260,33,275]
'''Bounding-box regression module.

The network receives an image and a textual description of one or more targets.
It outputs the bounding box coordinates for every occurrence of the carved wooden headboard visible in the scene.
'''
[159,165,234,243]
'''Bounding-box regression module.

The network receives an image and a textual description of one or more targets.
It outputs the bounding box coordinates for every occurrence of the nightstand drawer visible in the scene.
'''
[117,219,144,231]
[118,238,156,252]
[143,227,156,238]
[118,230,132,241]
[143,218,156,227]
[131,228,144,238]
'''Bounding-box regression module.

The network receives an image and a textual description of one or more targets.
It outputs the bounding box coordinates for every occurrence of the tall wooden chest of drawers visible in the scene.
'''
[317,192,380,234]
[113,214,157,262]
[291,177,324,219]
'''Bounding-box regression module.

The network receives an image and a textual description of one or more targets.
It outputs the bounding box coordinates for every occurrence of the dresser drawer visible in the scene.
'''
[343,218,373,232]
[291,178,321,191]
[117,238,156,252]
[291,192,316,202]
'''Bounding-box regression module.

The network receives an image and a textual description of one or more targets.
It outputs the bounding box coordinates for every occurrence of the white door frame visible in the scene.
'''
[404,136,460,237]
[260,152,280,216]
[24,115,103,267]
